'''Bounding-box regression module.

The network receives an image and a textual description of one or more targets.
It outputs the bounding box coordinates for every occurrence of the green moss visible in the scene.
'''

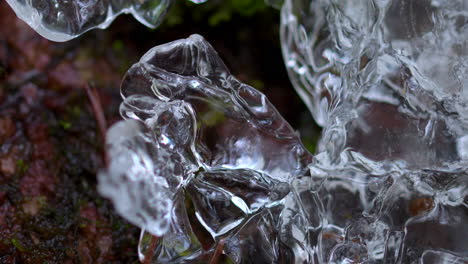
[208,8,232,26]
[231,0,267,16]
[16,159,29,174]
[163,0,272,28]
[11,238,27,252]
[58,120,72,130]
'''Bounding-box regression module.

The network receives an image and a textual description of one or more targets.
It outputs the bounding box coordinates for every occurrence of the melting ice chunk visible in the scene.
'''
[99,34,311,263]
[121,34,312,181]
[5,0,206,41]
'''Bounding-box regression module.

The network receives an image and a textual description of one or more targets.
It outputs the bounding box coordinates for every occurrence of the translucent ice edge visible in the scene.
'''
[6,0,206,42]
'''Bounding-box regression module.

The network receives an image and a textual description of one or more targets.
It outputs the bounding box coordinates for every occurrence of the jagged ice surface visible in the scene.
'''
[99,34,311,263]
[276,0,468,263]
[5,0,207,42]
[279,0,468,171]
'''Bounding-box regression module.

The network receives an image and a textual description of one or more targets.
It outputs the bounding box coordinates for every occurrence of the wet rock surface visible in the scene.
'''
[0,2,140,262]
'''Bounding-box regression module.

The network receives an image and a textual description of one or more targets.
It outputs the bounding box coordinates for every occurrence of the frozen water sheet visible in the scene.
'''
[99,34,312,263]
[5,0,207,42]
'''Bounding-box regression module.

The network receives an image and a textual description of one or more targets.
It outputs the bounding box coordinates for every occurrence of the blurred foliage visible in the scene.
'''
[164,0,270,27]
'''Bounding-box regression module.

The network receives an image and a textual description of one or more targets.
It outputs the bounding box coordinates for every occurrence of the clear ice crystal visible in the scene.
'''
[5,0,206,42]
[101,1,468,262]
[99,34,311,263]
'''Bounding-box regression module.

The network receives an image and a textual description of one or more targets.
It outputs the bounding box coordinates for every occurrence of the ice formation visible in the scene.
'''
[5,0,207,42]
[99,34,312,262]
[279,0,468,172]
[276,0,468,263]
[99,0,468,262]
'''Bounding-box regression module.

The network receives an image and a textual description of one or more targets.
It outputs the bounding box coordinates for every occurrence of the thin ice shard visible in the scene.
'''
[5,0,207,42]
[99,34,311,263]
